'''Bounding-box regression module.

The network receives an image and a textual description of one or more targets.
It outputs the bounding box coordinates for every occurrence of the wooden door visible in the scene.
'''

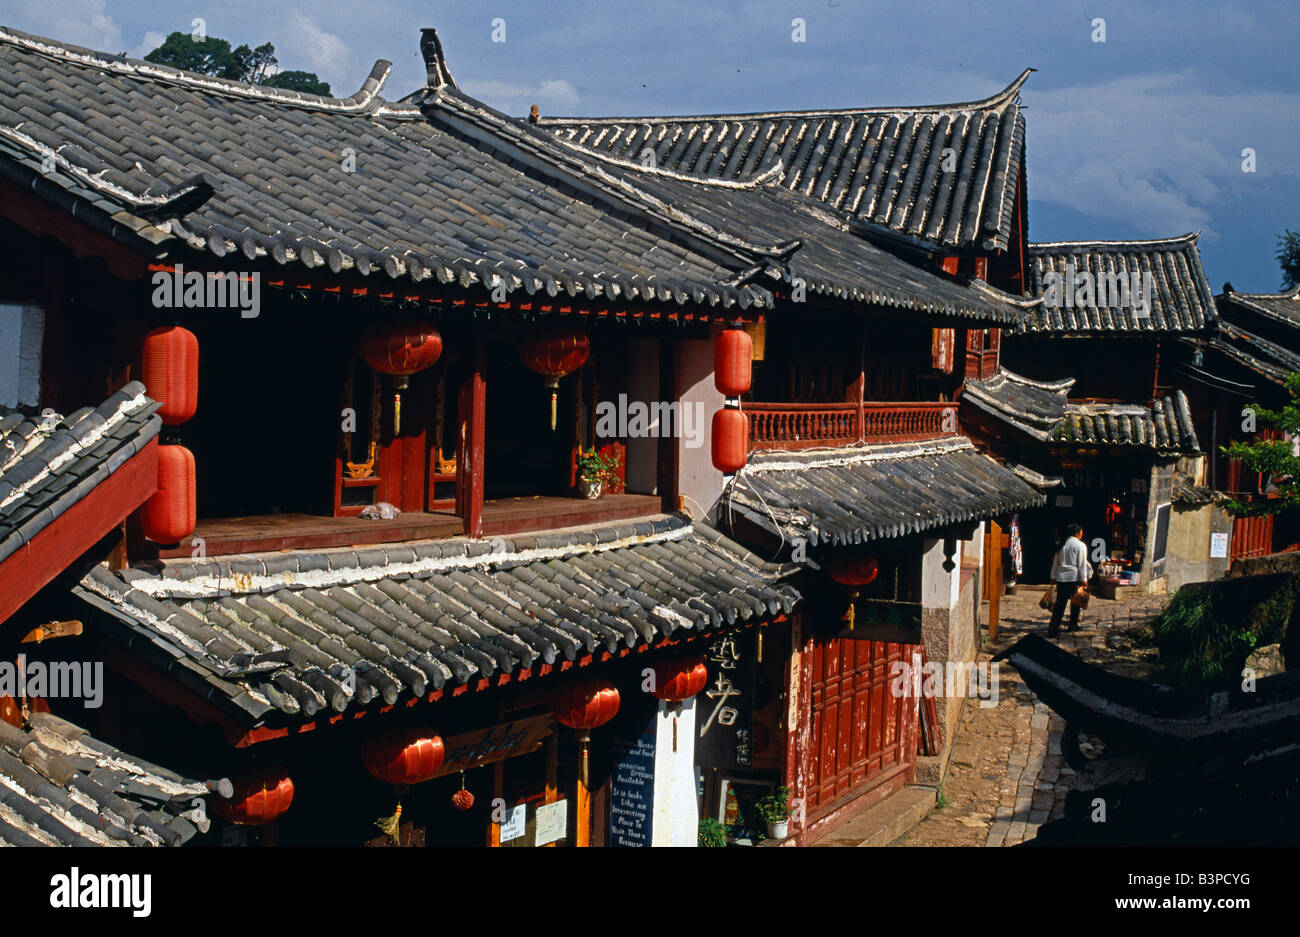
[804,637,913,816]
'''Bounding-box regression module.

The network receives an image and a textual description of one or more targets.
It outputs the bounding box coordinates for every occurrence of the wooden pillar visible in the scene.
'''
[575,731,592,848]
[456,343,486,538]
[986,520,1002,640]
[848,329,866,442]
[657,340,679,513]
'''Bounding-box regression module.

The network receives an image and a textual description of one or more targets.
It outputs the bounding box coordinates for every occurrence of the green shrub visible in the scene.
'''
[698,817,727,848]
[1151,573,1298,687]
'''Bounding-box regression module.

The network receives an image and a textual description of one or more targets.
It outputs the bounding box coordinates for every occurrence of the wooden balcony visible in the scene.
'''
[746,401,958,451]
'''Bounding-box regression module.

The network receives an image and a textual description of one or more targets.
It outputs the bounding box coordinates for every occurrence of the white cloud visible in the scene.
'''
[9,0,122,52]
[275,10,350,88]
[462,78,581,117]
[133,30,168,60]
[1026,71,1300,238]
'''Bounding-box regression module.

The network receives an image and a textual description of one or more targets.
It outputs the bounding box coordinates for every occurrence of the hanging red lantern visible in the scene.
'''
[360,321,443,435]
[361,727,445,786]
[520,330,590,430]
[828,553,879,630]
[712,408,748,473]
[212,764,294,826]
[552,678,620,731]
[650,656,709,702]
[828,553,880,586]
[715,328,752,397]
[141,444,195,545]
[142,325,199,426]
[451,772,474,811]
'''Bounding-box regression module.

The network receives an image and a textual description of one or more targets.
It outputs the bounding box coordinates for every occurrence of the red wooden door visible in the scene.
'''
[804,637,914,816]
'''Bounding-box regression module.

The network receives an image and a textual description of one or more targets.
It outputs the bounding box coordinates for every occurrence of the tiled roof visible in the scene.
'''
[1052,391,1199,452]
[1217,286,1300,329]
[74,515,799,723]
[0,711,210,846]
[1171,475,1222,505]
[541,70,1032,253]
[1020,235,1217,334]
[962,367,1074,441]
[0,26,1027,324]
[720,436,1045,547]
[0,382,159,565]
[1204,322,1300,387]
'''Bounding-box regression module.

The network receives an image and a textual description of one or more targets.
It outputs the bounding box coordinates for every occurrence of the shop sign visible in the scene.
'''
[609,721,656,847]
[434,713,553,777]
[695,629,756,771]
[535,799,567,846]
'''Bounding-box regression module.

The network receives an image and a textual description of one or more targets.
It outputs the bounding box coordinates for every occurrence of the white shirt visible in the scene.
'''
[1051,537,1092,583]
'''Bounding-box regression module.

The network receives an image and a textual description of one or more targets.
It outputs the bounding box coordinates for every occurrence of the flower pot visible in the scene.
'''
[578,477,603,500]
[765,819,788,840]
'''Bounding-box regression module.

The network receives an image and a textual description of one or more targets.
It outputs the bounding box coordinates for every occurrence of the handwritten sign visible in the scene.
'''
[1210,532,1228,559]
[434,713,553,777]
[535,799,567,846]
[609,723,656,847]
[499,803,526,844]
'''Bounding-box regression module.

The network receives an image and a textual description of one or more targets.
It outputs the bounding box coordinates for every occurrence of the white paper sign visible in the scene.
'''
[1210,532,1229,558]
[499,803,526,844]
[534,799,568,846]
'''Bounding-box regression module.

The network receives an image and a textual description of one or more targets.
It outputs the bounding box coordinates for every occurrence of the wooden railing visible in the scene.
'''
[1230,513,1275,561]
[747,401,958,451]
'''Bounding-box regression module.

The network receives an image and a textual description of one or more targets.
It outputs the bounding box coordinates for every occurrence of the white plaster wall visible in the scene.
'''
[625,337,660,494]
[0,304,43,408]
[651,697,699,846]
[676,332,725,518]
[922,537,960,611]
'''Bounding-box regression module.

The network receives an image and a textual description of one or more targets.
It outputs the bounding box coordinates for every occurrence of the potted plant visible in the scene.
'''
[756,786,792,840]
[576,448,619,500]
[697,817,727,848]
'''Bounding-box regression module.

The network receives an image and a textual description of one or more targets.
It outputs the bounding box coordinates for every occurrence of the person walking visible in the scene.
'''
[1048,524,1093,637]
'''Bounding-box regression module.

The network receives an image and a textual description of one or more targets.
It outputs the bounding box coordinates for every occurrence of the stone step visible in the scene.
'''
[809,786,937,847]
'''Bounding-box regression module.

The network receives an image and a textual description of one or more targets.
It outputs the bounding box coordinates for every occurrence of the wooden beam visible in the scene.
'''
[20,620,83,643]
[0,176,154,281]
[456,344,486,538]
[0,438,158,628]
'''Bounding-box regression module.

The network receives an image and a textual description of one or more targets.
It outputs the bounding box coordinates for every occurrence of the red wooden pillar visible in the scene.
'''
[456,344,486,538]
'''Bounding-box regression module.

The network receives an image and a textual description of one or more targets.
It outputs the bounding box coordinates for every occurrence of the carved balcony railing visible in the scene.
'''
[746,401,958,451]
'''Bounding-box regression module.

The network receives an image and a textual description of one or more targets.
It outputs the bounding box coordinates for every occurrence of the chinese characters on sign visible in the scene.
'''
[697,630,755,770]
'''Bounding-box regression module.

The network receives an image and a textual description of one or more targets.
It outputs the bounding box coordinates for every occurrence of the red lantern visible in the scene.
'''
[828,553,879,587]
[142,325,199,425]
[828,553,879,630]
[452,772,475,811]
[520,330,590,430]
[712,408,748,473]
[361,727,445,786]
[715,328,752,397]
[552,677,619,793]
[552,678,620,731]
[360,321,443,387]
[212,764,294,826]
[650,657,708,702]
[141,444,195,545]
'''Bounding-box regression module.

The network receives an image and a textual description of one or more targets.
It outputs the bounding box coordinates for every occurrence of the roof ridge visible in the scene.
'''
[1029,232,1199,251]
[0,25,393,114]
[538,68,1035,126]
[423,86,803,274]
[1221,286,1300,301]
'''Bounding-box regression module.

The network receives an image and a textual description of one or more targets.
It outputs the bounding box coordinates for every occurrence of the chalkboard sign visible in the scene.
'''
[609,723,657,847]
[1151,502,1171,568]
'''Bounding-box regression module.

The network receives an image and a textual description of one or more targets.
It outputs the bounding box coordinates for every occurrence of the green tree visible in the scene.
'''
[1277,228,1300,291]
[1221,372,1300,517]
[261,70,332,96]
[144,32,330,95]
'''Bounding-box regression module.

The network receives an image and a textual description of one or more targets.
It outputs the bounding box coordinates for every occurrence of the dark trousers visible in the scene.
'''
[1049,582,1082,635]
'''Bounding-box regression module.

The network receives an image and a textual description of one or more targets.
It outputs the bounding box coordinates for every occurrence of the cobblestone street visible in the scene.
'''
[893,586,1169,847]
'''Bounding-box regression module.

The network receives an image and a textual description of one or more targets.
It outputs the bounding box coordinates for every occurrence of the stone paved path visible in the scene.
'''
[893,586,1169,847]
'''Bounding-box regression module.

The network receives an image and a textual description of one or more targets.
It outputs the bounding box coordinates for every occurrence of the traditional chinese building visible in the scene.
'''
[0,25,1046,847]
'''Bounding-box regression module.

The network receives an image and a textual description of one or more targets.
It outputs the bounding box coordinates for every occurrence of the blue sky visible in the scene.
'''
[3,0,1298,291]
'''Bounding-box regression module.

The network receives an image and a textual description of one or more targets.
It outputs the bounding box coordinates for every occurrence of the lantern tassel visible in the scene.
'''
[394,392,402,435]
[550,391,558,431]
[847,589,859,630]
[375,802,402,845]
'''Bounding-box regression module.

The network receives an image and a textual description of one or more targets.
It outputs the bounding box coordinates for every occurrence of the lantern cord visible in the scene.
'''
[724,472,788,564]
